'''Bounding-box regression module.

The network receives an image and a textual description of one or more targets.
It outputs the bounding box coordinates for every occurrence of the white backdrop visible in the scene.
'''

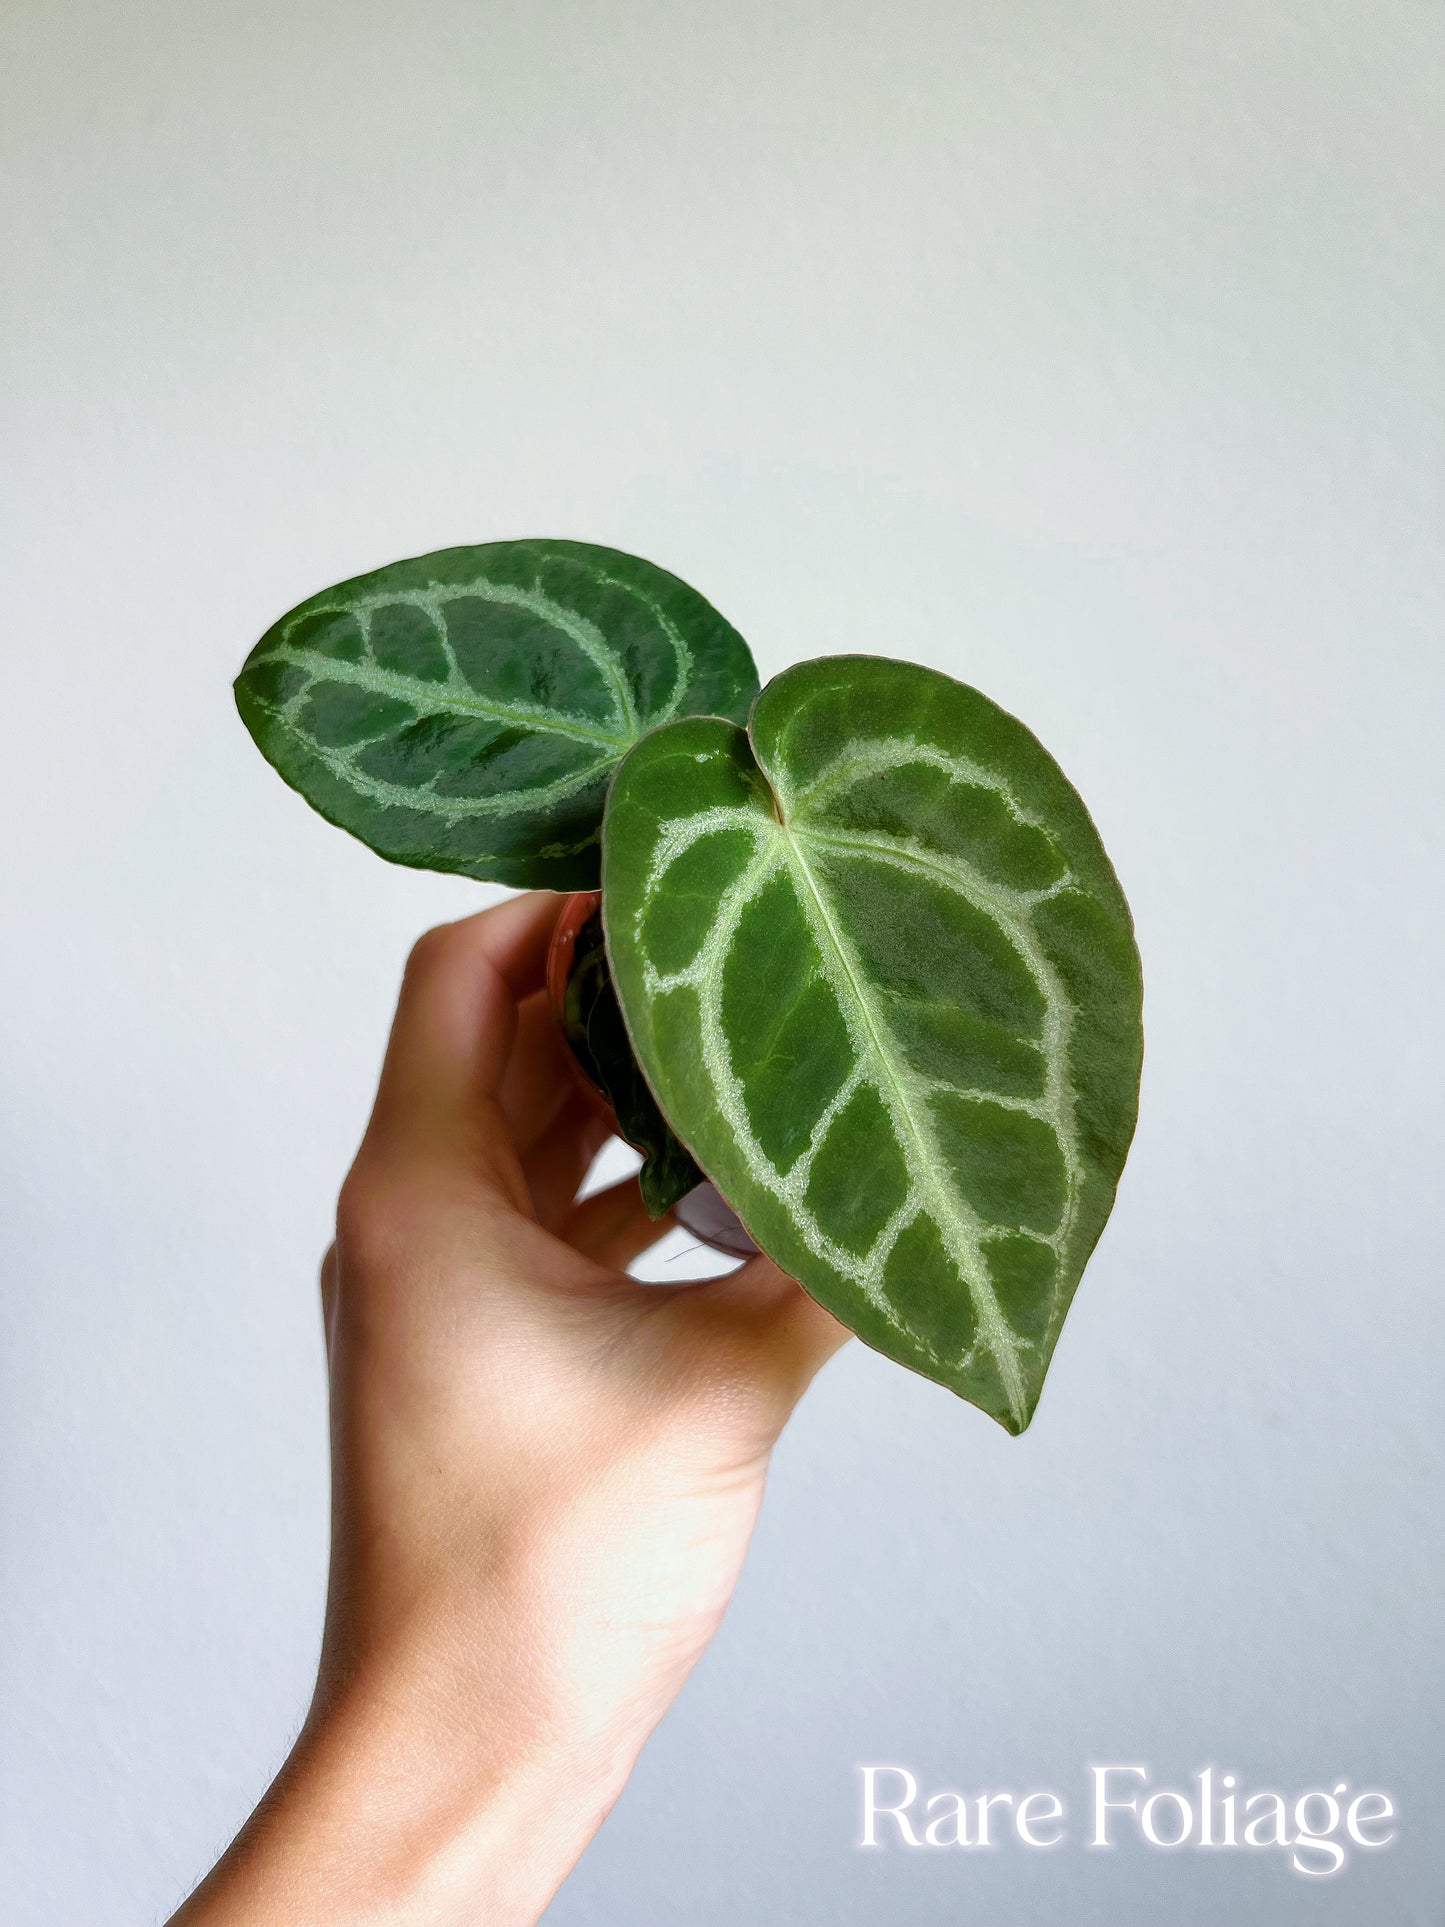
[2,3,1441,1921]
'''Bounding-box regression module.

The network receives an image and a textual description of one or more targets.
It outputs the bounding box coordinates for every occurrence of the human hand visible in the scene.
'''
[173,891,847,1926]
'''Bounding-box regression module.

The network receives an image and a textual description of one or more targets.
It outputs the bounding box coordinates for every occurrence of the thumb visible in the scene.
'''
[362,893,560,1173]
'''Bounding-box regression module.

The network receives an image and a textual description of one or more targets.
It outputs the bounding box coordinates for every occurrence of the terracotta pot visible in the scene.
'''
[545,892,757,1261]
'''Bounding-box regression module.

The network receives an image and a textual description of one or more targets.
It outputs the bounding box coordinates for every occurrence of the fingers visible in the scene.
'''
[363,893,562,1165]
[521,1091,613,1229]
[497,988,580,1153]
[559,1175,676,1270]
[319,1242,338,1357]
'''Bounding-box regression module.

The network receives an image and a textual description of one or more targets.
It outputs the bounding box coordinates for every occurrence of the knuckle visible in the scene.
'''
[403,921,456,981]
[335,1165,415,1271]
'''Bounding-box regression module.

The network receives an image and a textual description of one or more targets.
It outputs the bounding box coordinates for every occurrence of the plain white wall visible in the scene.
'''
[2,2,1441,1921]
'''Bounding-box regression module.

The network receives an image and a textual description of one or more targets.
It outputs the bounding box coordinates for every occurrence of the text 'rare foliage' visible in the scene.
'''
[603,658,1143,1432]
[235,540,759,890]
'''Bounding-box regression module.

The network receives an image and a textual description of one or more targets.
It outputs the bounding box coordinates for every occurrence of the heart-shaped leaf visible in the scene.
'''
[235,540,758,890]
[603,657,1143,1431]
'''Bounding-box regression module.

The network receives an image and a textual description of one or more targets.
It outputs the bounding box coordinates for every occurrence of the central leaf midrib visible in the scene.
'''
[262,699,616,822]
[777,818,1028,1423]
[794,820,1085,1284]
[272,645,635,752]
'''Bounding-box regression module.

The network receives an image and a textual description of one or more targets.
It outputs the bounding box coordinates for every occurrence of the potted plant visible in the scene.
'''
[236,538,1143,1432]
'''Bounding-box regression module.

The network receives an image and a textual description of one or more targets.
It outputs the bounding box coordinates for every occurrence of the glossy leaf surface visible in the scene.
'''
[235,540,758,889]
[603,657,1143,1431]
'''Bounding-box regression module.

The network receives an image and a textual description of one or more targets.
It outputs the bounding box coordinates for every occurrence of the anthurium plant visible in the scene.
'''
[236,539,1142,1432]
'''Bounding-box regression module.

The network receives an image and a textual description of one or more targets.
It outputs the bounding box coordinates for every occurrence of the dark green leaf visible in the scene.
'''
[602,656,1144,1432]
[235,540,759,890]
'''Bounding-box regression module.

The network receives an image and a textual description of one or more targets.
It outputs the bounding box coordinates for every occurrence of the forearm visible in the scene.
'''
[171,1616,638,1927]
[168,1475,732,1927]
